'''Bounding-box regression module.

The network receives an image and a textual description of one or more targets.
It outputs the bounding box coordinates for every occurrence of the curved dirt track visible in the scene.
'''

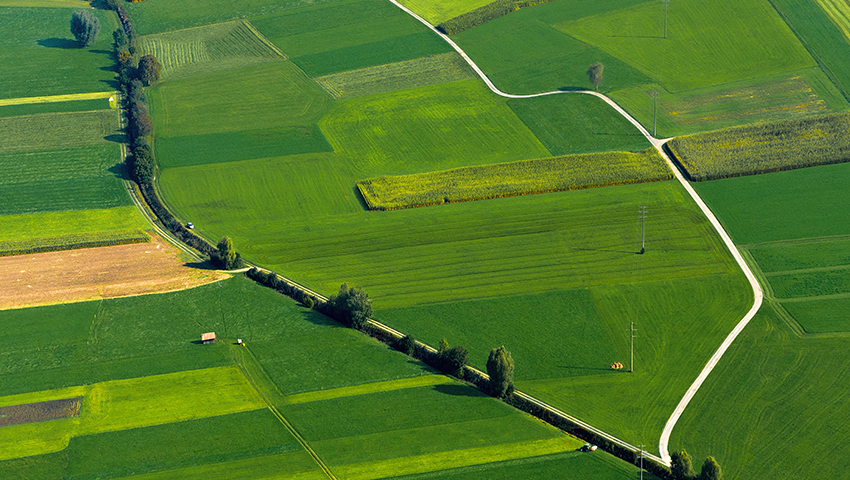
[388,0,764,465]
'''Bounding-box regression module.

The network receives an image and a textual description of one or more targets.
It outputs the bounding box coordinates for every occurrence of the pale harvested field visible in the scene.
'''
[0,234,228,310]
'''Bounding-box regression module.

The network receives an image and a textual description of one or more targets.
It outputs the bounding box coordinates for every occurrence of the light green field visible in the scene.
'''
[320,79,550,176]
[315,52,476,99]
[147,61,333,167]
[558,0,815,92]
[138,20,284,81]
[397,0,494,24]
[0,0,88,6]
[611,67,848,137]
[357,149,671,210]
[0,366,265,460]
[0,229,149,257]
[0,7,118,100]
[0,207,148,243]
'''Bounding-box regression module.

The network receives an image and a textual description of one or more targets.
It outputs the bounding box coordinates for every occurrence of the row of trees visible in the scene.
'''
[672,450,723,480]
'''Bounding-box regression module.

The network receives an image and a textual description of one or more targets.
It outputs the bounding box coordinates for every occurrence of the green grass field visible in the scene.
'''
[1,110,119,153]
[0,207,148,243]
[319,79,550,176]
[0,229,149,256]
[453,11,652,94]
[670,307,850,479]
[315,52,476,99]
[357,149,671,210]
[147,61,333,167]
[0,97,110,117]
[0,7,118,100]
[506,93,650,154]
[559,0,815,93]
[138,20,284,81]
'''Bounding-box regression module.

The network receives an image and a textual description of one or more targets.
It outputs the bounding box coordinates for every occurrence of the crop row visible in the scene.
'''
[314,52,474,99]
[0,229,150,257]
[357,148,672,210]
[438,0,555,35]
[667,112,850,181]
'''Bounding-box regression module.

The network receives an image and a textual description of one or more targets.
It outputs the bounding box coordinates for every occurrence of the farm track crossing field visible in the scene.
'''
[357,149,672,210]
[0,7,117,100]
[668,112,850,181]
[138,20,284,81]
[315,52,476,99]
[558,0,815,92]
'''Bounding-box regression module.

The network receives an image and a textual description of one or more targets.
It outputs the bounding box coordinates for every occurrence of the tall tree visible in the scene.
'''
[330,283,373,330]
[70,10,100,47]
[137,54,162,86]
[699,456,722,480]
[486,346,514,398]
[671,450,696,480]
[217,237,239,270]
[587,62,604,91]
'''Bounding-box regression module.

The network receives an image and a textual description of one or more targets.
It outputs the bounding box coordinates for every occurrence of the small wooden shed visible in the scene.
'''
[201,332,216,344]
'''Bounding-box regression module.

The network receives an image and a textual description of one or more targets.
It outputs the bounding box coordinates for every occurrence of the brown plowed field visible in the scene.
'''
[0,234,228,310]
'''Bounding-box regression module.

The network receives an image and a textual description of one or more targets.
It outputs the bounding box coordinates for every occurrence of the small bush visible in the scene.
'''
[395,335,415,355]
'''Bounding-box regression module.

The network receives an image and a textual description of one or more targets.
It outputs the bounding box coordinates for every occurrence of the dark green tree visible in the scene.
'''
[699,456,722,480]
[438,346,468,376]
[330,283,373,330]
[137,54,162,85]
[438,338,449,353]
[70,10,100,47]
[395,335,415,355]
[112,28,127,47]
[217,237,241,270]
[671,450,696,480]
[587,62,604,91]
[131,144,154,183]
[486,345,514,398]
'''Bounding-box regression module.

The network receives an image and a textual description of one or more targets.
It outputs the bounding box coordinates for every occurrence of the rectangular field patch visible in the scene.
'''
[357,149,672,210]
[315,53,476,98]
[0,229,150,257]
[0,397,81,427]
[668,112,850,181]
[138,20,284,81]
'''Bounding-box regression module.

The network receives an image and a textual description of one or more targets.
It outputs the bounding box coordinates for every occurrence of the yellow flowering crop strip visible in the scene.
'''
[668,112,850,181]
[0,91,115,107]
[357,148,672,210]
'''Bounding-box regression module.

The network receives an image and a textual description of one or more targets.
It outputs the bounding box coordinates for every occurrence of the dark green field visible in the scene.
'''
[0,7,117,100]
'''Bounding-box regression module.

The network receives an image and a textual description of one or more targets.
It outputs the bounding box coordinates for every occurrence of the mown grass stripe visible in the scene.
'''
[332,437,579,480]
[286,375,452,404]
[0,91,114,107]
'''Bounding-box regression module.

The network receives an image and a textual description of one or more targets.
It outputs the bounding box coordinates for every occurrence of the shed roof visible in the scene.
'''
[201,332,216,341]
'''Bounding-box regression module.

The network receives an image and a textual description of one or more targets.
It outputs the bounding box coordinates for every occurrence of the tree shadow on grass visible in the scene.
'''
[557,86,586,92]
[183,260,219,271]
[38,38,80,49]
[433,383,485,397]
[299,309,346,329]
[100,78,120,90]
[107,162,130,180]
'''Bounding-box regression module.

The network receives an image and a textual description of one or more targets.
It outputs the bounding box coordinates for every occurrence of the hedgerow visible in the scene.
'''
[0,230,149,257]
[357,148,672,210]
[667,112,850,181]
[437,0,556,34]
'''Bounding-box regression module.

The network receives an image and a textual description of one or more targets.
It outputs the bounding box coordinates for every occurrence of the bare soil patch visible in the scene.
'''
[0,234,228,310]
[0,397,82,427]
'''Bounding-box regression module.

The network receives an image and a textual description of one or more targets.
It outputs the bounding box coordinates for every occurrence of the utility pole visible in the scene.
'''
[626,321,637,373]
[649,91,659,137]
[663,0,670,38]
[639,205,647,254]
[638,444,645,480]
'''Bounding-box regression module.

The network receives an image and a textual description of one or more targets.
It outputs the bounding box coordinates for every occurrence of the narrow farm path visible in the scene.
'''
[388,0,764,465]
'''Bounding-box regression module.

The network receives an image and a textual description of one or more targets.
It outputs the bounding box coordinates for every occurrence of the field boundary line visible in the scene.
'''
[387,0,764,465]
[232,344,338,480]
[0,91,115,106]
[242,19,288,59]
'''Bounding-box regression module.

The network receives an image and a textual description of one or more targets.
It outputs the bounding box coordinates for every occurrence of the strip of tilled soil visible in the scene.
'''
[0,234,229,310]
[0,397,82,427]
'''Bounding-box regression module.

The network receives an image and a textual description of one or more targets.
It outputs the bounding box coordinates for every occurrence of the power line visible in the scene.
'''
[626,321,638,373]
[639,205,647,254]
[638,444,646,480]
[662,0,671,38]
[649,91,659,137]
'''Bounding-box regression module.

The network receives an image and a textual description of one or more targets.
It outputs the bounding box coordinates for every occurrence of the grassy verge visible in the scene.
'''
[357,149,671,210]
[0,229,149,257]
